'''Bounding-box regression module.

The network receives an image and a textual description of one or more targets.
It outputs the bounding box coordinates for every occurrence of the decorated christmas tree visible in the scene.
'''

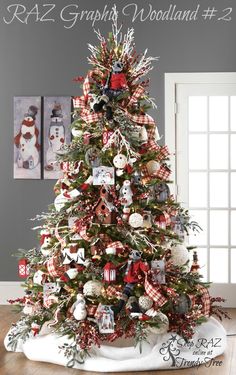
[5,11,227,371]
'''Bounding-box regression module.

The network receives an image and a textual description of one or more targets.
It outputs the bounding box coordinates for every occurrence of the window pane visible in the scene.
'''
[189,134,207,170]
[231,173,236,207]
[209,96,229,131]
[189,172,207,207]
[210,210,228,246]
[231,211,236,245]
[230,249,236,283]
[209,172,228,208]
[188,210,207,246]
[196,248,208,281]
[210,248,228,283]
[231,135,236,169]
[230,96,236,131]
[189,96,207,132]
[210,134,228,170]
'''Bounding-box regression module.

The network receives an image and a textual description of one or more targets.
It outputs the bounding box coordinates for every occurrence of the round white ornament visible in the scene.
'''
[147,311,169,335]
[71,128,83,138]
[171,244,190,266]
[139,295,153,311]
[113,154,127,169]
[83,280,103,297]
[146,160,160,175]
[54,192,68,212]
[128,213,144,228]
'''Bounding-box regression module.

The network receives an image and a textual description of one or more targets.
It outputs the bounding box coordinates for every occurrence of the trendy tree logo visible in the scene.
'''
[159,335,224,369]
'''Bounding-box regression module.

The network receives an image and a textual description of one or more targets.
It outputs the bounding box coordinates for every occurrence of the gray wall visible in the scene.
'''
[0,0,235,280]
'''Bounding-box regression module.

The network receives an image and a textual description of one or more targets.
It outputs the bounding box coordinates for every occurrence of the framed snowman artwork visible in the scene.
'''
[14,96,42,179]
[43,97,72,179]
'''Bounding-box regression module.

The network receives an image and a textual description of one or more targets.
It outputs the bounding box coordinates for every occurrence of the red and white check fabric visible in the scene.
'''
[128,85,145,106]
[55,223,67,248]
[80,108,103,124]
[157,146,170,161]
[60,161,81,174]
[146,123,156,139]
[157,165,171,180]
[148,140,160,152]
[128,112,156,126]
[73,96,86,108]
[144,276,168,306]
[188,293,196,307]
[47,256,63,278]
[83,74,91,97]
[198,285,211,317]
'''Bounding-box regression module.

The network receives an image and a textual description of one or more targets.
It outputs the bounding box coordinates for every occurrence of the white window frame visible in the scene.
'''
[165,73,236,307]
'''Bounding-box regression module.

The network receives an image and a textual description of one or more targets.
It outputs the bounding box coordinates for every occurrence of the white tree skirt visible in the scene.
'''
[4,317,226,372]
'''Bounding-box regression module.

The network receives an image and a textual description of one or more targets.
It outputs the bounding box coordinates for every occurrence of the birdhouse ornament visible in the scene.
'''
[18,258,30,278]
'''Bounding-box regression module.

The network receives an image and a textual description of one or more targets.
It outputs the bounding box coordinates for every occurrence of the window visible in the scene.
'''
[165,73,236,306]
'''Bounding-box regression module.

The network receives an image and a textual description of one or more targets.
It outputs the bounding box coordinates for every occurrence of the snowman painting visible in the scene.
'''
[45,102,65,172]
[44,97,71,179]
[14,103,41,178]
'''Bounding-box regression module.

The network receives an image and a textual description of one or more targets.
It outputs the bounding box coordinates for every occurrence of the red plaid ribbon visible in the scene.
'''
[157,146,170,161]
[144,276,168,306]
[148,140,160,152]
[198,285,211,317]
[75,216,93,242]
[147,123,156,139]
[73,74,103,124]
[47,256,63,278]
[55,223,67,248]
[128,85,145,106]
[128,112,156,125]
[157,165,171,180]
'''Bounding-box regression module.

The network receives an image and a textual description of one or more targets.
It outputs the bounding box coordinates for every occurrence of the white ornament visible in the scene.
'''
[71,128,83,138]
[146,160,160,175]
[54,189,80,212]
[83,280,103,297]
[128,213,144,228]
[72,294,87,321]
[33,270,46,286]
[171,244,190,266]
[146,311,169,335]
[65,268,78,280]
[139,295,153,311]
[119,180,133,207]
[113,154,127,169]
[140,127,148,143]
[105,246,116,255]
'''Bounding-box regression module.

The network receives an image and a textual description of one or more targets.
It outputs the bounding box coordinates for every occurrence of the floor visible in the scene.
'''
[0,306,236,375]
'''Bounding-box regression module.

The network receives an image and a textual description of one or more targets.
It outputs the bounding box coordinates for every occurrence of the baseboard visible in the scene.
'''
[0,282,24,305]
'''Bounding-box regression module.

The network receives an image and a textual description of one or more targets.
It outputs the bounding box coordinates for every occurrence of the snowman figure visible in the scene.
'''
[71,294,87,321]
[113,154,128,176]
[14,105,40,169]
[45,103,66,171]
[119,180,133,207]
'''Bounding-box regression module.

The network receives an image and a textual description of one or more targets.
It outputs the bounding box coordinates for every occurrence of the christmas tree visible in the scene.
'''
[5,11,227,370]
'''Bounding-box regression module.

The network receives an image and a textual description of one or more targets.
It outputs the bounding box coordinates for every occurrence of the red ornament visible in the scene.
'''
[18,258,30,278]
[155,214,166,230]
[103,262,117,283]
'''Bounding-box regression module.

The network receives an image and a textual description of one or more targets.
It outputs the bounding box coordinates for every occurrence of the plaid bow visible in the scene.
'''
[128,85,145,106]
[157,165,171,180]
[198,285,211,317]
[47,256,63,278]
[144,276,168,306]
